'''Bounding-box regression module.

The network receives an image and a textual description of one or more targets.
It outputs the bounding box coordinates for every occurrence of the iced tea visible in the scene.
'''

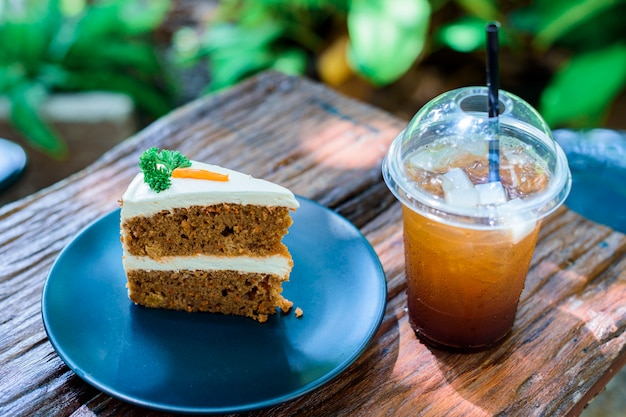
[402,135,547,350]
[383,87,571,351]
[402,206,540,350]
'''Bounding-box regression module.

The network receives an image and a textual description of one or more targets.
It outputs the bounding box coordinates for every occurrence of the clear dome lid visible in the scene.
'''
[382,87,571,229]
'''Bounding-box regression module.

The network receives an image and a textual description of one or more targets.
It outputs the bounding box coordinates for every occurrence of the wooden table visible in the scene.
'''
[2,71,625,417]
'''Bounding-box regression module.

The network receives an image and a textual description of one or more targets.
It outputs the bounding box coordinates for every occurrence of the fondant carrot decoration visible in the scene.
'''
[172,167,229,182]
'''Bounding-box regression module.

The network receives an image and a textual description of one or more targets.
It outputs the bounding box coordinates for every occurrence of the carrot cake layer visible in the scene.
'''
[120,150,298,322]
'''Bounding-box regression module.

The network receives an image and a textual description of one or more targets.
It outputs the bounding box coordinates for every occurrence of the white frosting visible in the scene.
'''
[123,254,293,277]
[121,160,299,218]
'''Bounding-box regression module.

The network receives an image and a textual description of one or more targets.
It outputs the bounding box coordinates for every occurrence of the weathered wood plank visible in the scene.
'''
[1,71,625,417]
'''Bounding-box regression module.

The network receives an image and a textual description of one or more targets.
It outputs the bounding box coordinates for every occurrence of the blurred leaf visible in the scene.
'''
[64,0,168,47]
[435,17,487,52]
[202,21,285,55]
[258,0,347,12]
[0,0,171,158]
[66,39,161,74]
[60,0,87,17]
[172,26,201,65]
[435,16,513,53]
[535,0,617,49]
[8,81,67,157]
[270,48,308,75]
[117,0,171,36]
[0,65,26,92]
[512,0,618,50]
[37,63,72,89]
[0,0,61,27]
[537,2,626,52]
[347,0,431,85]
[540,43,626,127]
[453,0,498,21]
[208,49,275,92]
[66,2,119,40]
[203,21,287,91]
[0,13,58,73]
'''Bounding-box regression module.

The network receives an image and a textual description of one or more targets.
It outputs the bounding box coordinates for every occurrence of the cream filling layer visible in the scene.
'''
[122,254,293,277]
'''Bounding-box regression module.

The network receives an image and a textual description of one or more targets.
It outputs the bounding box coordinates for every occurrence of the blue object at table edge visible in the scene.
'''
[553,128,626,234]
[0,138,27,193]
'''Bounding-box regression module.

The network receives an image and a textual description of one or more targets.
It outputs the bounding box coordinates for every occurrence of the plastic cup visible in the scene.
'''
[382,87,571,351]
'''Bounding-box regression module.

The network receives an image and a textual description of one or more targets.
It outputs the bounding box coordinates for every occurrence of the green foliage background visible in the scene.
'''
[183,0,626,128]
[0,0,172,158]
[2,0,626,157]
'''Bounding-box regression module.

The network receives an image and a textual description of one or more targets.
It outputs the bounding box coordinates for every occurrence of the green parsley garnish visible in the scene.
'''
[139,147,192,192]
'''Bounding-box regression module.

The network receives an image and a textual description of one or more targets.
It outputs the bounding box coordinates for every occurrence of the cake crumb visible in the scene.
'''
[295,307,303,318]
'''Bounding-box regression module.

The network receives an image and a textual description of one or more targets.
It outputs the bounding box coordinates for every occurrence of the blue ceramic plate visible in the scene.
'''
[41,196,386,414]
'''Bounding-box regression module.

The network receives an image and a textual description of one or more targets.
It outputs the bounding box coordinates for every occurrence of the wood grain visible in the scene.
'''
[1,71,625,417]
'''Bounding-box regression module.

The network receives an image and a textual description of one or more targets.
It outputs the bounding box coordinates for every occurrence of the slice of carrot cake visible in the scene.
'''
[119,148,299,322]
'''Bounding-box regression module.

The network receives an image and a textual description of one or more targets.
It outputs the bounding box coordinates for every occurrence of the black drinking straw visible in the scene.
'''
[486,22,501,183]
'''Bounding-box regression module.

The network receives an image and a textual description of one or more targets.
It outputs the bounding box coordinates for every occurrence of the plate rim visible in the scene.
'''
[41,195,387,414]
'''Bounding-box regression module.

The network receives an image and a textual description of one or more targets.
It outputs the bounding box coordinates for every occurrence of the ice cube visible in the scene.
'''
[444,188,479,207]
[499,198,537,244]
[442,168,478,207]
[408,145,460,170]
[442,168,474,192]
[464,139,488,157]
[475,182,507,205]
[501,143,528,166]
